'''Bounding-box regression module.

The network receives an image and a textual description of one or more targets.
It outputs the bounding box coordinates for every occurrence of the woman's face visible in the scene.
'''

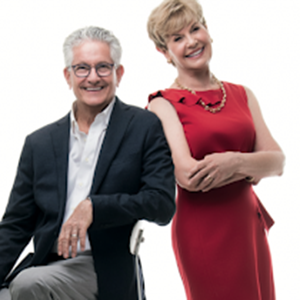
[164,21,212,73]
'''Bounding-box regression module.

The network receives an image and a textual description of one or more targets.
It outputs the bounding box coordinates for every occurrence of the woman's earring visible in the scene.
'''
[167,59,172,64]
[210,38,213,43]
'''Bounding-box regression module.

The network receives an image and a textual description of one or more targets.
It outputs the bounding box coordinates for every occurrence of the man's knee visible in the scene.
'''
[9,268,50,299]
[0,288,11,300]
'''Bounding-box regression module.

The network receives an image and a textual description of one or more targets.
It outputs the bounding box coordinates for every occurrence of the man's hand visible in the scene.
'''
[58,198,93,258]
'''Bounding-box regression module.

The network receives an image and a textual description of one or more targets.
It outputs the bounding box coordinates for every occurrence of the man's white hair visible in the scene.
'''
[63,26,122,67]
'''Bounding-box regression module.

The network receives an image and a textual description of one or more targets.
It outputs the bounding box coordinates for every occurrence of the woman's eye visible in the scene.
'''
[192,26,200,32]
[174,36,181,42]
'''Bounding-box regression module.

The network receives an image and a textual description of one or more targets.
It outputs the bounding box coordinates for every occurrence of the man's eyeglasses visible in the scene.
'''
[71,62,115,78]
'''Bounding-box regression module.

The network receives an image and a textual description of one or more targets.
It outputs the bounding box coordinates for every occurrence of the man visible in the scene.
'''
[0,26,175,300]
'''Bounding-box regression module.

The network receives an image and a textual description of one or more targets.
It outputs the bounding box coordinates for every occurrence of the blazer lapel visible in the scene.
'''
[91,98,134,193]
[50,114,70,217]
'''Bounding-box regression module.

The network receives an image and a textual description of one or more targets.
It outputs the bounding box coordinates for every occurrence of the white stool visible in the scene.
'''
[130,221,146,300]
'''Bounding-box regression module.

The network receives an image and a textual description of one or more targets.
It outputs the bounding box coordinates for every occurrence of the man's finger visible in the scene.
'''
[58,224,72,258]
[70,230,79,258]
[58,227,67,256]
[79,227,87,252]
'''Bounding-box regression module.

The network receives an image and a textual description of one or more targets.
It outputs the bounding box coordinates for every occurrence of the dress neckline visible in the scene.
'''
[163,87,224,107]
[166,82,224,94]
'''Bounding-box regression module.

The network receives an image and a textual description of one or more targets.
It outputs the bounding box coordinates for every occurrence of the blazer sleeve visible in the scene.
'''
[0,136,37,286]
[89,115,176,229]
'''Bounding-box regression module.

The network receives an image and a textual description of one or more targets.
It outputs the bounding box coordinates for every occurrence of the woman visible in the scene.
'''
[147,0,285,299]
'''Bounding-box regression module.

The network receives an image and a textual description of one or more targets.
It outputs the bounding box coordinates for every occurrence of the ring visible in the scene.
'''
[245,176,254,183]
[71,234,77,238]
[207,175,213,181]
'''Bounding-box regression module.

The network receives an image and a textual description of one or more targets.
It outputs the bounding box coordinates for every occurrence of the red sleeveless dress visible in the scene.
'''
[149,82,275,300]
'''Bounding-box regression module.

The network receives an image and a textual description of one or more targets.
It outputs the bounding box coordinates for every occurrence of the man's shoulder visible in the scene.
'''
[27,113,69,140]
[117,99,160,126]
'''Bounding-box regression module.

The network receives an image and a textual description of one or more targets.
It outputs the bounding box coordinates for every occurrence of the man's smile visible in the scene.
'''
[82,87,104,91]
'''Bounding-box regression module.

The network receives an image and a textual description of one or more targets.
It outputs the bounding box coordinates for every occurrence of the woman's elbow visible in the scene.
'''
[277,152,285,176]
[269,150,285,177]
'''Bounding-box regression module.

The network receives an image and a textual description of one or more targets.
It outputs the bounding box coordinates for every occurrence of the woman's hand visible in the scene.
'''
[185,152,243,192]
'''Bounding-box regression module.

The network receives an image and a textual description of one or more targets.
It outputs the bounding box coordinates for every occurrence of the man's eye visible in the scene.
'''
[76,65,89,70]
[98,64,110,70]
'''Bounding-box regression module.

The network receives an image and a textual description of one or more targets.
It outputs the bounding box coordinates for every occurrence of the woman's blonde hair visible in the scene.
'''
[147,0,206,51]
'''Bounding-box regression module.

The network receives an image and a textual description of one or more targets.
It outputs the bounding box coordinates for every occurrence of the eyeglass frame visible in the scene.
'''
[70,62,115,78]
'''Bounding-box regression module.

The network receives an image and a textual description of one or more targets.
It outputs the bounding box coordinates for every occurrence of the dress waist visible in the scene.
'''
[176,180,274,231]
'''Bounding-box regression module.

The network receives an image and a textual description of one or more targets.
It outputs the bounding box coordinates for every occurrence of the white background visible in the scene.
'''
[0,0,299,299]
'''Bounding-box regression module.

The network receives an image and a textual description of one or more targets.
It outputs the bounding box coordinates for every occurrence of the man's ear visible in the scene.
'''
[63,67,72,89]
[116,64,124,87]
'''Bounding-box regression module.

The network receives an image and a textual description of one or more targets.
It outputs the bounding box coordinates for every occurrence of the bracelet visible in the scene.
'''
[245,176,254,183]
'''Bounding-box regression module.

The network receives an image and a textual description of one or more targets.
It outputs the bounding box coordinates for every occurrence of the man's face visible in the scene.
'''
[64,40,124,112]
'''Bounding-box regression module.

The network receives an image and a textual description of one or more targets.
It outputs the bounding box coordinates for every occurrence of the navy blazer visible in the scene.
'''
[0,98,176,300]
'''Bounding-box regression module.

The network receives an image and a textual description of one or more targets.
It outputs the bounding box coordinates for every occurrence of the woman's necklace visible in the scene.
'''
[175,74,226,113]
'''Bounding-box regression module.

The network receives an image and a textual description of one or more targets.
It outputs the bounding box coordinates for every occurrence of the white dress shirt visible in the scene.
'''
[61,98,115,253]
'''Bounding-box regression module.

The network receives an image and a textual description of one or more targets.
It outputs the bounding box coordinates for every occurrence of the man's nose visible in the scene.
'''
[87,67,100,82]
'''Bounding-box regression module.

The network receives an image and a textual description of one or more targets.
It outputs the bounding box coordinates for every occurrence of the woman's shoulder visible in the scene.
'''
[222,81,245,91]
[223,81,248,103]
[148,88,186,104]
[223,81,246,93]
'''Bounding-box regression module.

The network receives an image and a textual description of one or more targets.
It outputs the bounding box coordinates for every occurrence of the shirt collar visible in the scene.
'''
[70,97,116,135]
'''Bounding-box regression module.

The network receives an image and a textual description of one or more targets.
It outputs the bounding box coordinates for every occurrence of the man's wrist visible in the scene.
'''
[85,197,93,211]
